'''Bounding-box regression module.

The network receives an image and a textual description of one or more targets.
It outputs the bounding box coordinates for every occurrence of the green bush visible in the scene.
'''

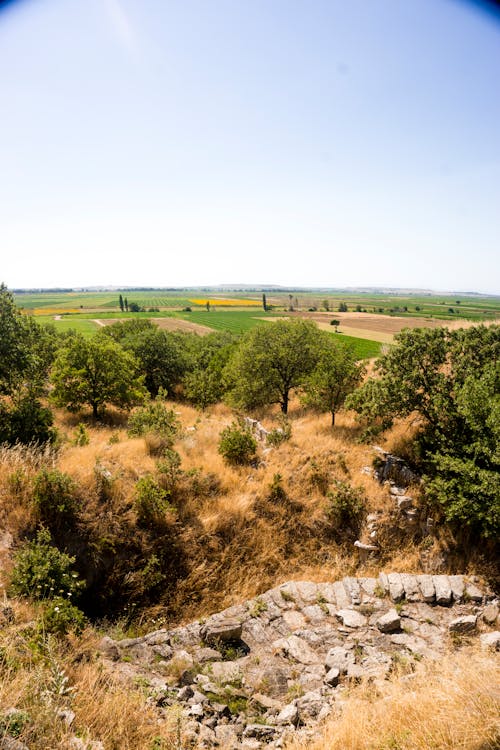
[156,449,182,493]
[326,480,366,534]
[32,469,79,532]
[135,475,173,527]
[72,422,89,446]
[10,528,84,601]
[43,596,86,635]
[128,392,180,446]
[218,422,257,465]
[266,416,292,447]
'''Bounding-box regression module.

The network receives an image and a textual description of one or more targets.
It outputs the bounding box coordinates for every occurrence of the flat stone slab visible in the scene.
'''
[449,615,477,633]
[200,618,243,644]
[336,609,367,628]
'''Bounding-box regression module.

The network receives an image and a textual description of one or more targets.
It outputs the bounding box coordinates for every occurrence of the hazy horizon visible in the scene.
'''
[1,0,499,293]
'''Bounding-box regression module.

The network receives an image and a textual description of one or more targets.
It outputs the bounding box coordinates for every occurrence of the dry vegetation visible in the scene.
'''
[288,648,500,750]
[0,401,498,750]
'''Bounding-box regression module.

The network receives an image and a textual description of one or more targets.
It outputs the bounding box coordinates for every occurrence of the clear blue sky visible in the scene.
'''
[1,0,499,292]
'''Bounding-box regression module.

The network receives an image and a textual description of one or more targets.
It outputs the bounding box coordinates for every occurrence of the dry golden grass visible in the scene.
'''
[287,648,500,750]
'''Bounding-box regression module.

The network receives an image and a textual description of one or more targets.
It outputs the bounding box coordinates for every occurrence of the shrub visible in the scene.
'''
[128,392,180,447]
[156,449,182,493]
[135,475,173,527]
[218,422,257,465]
[43,596,86,635]
[266,416,292,447]
[268,473,286,502]
[32,469,79,532]
[327,480,366,534]
[0,395,56,446]
[72,422,89,446]
[10,528,84,601]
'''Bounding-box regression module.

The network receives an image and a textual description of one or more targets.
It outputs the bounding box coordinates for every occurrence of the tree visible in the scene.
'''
[323,299,329,312]
[51,334,146,418]
[225,319,321,414]
[119,294,124,312]
[124,297,129,312]
[183,331,237,408]
[301,336,364,426]
[262,293,267,312]
[338,301,348,312]
[102,319,189,397]
[0,284,58,444]
[347,325,500,538]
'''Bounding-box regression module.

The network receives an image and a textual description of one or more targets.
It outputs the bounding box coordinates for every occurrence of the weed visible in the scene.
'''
[249,597,268,618]
[218,422,257,466]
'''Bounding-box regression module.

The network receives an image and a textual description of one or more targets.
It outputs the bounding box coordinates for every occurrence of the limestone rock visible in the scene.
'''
[376,609,401,633]
[324,667,340,686]
[480,631,500,650]
[417,575,435,603]
[201,619,243,644]
[98,636,120,661]
[448,615,477,634]
[336,609,367,628]
[325,647,355,674]
[273,635,320,665]
[482,603,499,625]
[276,703,299,726]
[387,573,404,602]
[433,576,452,606]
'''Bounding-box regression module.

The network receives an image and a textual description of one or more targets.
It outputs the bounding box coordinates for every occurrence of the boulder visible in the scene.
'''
[387,573,405,602]
[482,603,499,625]
[276,703,299,726]
[325,647,355,674]
[324,667,340,687]
[273,635,320,665]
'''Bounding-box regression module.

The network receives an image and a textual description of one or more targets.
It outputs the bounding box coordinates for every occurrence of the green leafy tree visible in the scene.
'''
[51,334,146,418]
[119,294,124,312]
[183,331,237,408]
[301,336,364,426]
[347,325,500,538]
[103,319,188,397]
[224,319,321,414]
[338,301,348,312]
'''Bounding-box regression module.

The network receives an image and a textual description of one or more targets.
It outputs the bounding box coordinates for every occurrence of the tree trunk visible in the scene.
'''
[92,402,99,419]
[331,410,335,427]
[281,393,289,414]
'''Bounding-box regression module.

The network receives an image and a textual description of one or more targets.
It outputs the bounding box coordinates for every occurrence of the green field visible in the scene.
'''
[36,316,101,335]
[176,310,270,333]
[13,288,500,322]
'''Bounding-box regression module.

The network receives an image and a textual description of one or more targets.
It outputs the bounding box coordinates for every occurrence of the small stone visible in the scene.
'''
[187,703,205,718]
[194,647,222,663]
[251,693,282,712]
[325,647,355,674]
[480,631,500,650]
[276,703,299,726]
[57,708,76,727]
[243,724,276,739]
[448,615,477,634]
[482,603,499,625]
[336,609,367,628]
[396,496,413,510]
[97,636,120,661]
[324,667,340,687]
[376,609,401,633]
[177,685,194,701]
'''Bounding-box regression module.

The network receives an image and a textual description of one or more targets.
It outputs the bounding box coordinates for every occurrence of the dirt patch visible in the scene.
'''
[149,317,213,335]
[295,311,500,335]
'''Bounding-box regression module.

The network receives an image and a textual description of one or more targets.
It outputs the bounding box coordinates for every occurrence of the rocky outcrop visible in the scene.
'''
[98,574,497,749]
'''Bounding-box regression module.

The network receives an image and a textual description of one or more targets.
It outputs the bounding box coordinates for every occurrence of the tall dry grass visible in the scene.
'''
[287,648,500,750]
